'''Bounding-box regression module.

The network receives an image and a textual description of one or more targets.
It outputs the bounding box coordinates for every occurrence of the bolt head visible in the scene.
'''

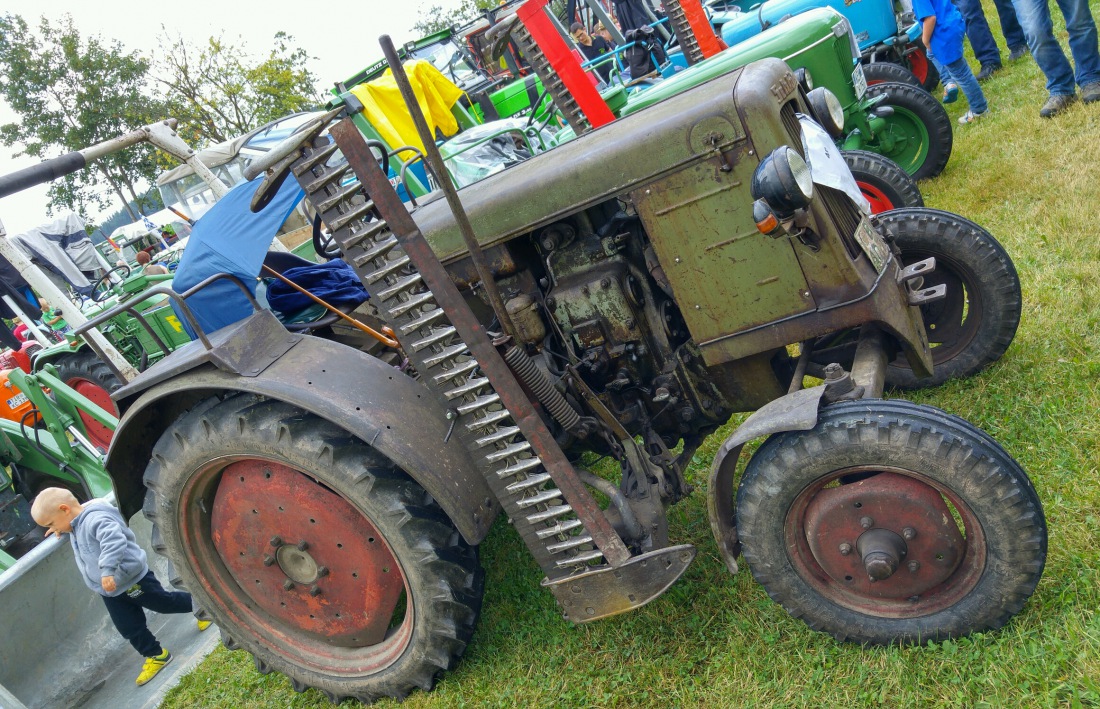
[860,516,874,529]
[263,555,276,567]
[902,527,917,540]
[908,560,921,573]
[282,579,294,591]
[824,363,843,380]
[296,540,309,551]
[317,566,329,577]
[839,542,852,556]
[309,585,322,597]
[270,536,283,548]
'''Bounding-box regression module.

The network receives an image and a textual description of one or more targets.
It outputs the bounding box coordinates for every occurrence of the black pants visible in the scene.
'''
[101,570,193,657]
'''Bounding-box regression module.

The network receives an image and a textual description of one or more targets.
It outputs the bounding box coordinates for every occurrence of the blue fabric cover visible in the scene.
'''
[265,259,370,315]
[170,176,304,337]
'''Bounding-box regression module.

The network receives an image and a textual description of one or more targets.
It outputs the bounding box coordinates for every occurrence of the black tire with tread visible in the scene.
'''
[862,61,921,87]
[865,82,953,180]
[736,399,1046,645]
[50,350,124,411]
[842,150,924,211]
[874,208,1021,388]
[142,394,485,703]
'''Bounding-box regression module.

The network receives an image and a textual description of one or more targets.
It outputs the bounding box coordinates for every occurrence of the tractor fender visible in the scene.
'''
[706,386,827,575]
[105,334,501,546]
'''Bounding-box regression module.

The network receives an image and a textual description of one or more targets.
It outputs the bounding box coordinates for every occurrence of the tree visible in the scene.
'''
[155,31,322,149]
[413,0,500,36]
[0,13,166,221]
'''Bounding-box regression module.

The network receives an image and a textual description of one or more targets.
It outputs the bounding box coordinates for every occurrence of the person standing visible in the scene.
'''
[1011,0,1100,116]
[953,0,1030,80]
[570,22,616,82]
[30,488,213,687]
[916,0,991,123]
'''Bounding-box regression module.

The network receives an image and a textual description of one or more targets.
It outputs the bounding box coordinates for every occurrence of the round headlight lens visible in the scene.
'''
[751,146,814,216]
[794,67,814,93]
[806,87,846,138]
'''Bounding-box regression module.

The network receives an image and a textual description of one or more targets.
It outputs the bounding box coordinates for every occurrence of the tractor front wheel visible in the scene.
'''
[862,61,921,87]
[842,150,924,213]
[737,399,1046,645]
[143,394,485,703]
[864,82,953,180]
[51,350,123,450]
[874,208,1021,388]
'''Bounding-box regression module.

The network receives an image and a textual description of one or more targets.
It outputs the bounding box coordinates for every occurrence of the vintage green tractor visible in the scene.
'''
[69,27,1046,701]
[654,8,952,181]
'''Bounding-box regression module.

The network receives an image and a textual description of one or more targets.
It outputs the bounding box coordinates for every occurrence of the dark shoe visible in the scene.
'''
[1040,93,1077,117]
[1008,45,1029,61]
[977,64,1002,82]
[1083,82,1100,104]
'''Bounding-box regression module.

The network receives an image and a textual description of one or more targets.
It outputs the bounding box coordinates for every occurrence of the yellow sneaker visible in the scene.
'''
[197,619,213,632]
[135,650,172,686]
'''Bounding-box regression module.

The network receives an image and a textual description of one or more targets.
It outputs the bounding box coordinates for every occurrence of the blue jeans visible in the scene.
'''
[931,53,990,113]
[954,0,1028,66]
[1011,0,1100,94]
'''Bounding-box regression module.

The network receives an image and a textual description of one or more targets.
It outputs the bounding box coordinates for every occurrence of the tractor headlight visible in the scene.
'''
[751,146,814,217]
[794,67,813,93]
[806,87,845,138]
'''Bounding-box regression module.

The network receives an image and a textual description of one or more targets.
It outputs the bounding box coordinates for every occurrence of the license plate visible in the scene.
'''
[852,64,867,100]
[854,218,890,273]
[6,393,27,409]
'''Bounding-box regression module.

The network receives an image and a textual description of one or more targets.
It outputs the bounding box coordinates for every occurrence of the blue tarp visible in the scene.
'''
[170,176,305,336]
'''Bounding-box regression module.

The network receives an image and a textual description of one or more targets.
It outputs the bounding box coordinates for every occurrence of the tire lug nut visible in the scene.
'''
[282,579,294,591]
[263,555,276,567]
[309,585,322,597]
[297,540,309,551]
[270,536,283,548]
[908,560,920,572]
[317,566,329,577]
[902,527,917,540]
[839,543,852,556]
[860,516,874,529]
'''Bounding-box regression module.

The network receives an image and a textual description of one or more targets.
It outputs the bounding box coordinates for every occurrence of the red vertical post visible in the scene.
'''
[681,0,728,58]
[517,0,615,129]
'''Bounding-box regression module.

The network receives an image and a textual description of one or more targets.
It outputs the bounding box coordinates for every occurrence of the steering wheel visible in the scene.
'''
[91,264,132,303]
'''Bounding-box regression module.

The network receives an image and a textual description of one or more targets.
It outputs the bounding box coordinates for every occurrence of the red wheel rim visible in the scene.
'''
[68,378,118,450]
[908,49,930,84]
[857,180,895,214]
[784,469,986,617]
[179,457,413,674]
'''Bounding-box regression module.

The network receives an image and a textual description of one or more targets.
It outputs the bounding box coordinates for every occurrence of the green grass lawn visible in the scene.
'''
[162,8,1100,707]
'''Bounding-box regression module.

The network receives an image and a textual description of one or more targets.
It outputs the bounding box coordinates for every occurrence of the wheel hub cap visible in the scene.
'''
[803,472,965,599]
[211,460,404,646]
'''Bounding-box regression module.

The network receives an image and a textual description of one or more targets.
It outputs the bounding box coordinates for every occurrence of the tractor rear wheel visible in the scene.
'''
[906,47,940,92]
[737,399,1045,645]
[864,82,953,180]
[842,150,923,213]
[143,394,484,703]
[51,350,123,450]
[874,208,1021,388]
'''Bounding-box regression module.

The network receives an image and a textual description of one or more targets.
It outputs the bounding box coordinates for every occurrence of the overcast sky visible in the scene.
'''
[0,0,463,235]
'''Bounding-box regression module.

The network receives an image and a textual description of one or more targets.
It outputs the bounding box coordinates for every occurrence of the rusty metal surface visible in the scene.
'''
[105,335,499,545]
[800,472,967,605]
[111,310,303,403]
[211,460,402,646]
[409,62,788,264]
[330,118,632,570]
[706,385,827,574]
[544,544,696,622]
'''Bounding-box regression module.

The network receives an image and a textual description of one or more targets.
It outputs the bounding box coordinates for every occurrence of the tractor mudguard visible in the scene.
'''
[706,385,827,574]
[105,316,501,546]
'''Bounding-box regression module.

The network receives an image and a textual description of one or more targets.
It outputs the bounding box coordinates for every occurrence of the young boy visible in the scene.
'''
[30,488,212,686]
[914,0,990,123]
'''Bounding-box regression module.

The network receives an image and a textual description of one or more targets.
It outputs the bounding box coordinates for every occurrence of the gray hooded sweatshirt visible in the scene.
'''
[68,502,148,597]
